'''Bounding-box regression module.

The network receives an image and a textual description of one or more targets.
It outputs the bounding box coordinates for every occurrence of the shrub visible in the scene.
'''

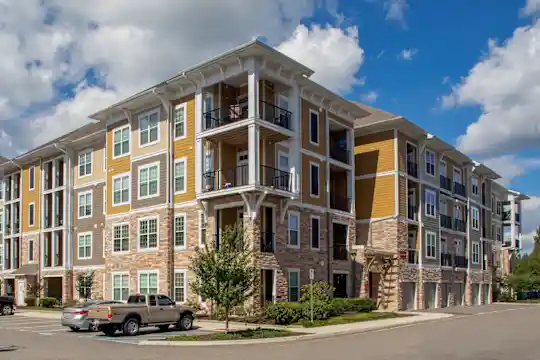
[329,298,347,316]
[300,282,334,304]
[39,297,57,308]
[264,302,302,325]
[25,297,36,307]
[343,298,377,312]
[301,300,333,321]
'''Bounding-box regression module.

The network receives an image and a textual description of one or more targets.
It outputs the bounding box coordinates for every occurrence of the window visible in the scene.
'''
[492,195,495,212]
[139,218,158,250]
[139,110,159,146]
[471,206,480,230]
[472,242,480,264]
[174,158,186,194]
[310,216,320,249]
[0,182,3,200]
[0,244,2,268]
[454,205,462,220]
[139,163,159,199]
[78,233,92,260]
[113,224,129,253]
[425,231,437,259]
[453,168,462,184]
[496,201,502,215]
[174,214,186,249]
[112,174,130,205]
[29,166,35,190]
[174,270,187,303]
[496,226,501,242]
[425,150,435,176]
[28,239,34,262]
[278,151,289,172]
[78,150,92,177]
[309,110,319,145]
[199,212,206,246]
[491,224,495,239]
[78,191,92,218]
[471,176,479,195]
[288,212,300,248]
[288,270,300,302]
[113,125,130,157]
[174,104,186,139]
[310,162,320,197]
[139,271,158,294]
[112,273,129,301]
[0,213,3,233]
[425,189,437,217]
[28,203,35,226]
[439,160,447,177]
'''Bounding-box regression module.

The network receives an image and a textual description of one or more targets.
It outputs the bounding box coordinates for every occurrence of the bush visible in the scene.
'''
[301,300,333,321]
[329,298,347,316]
[264,302,302,325]
[25,297,36,307]
[39,297,57,308]
[343,298,377,313]
[300,282,334,304]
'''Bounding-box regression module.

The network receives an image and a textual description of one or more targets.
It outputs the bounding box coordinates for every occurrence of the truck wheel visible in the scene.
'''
[178,314,193,331]
[101,326,116,337]
[1,305,13,316]
[122,318,140,336]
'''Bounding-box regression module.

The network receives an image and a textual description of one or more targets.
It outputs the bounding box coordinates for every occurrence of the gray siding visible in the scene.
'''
[73,183,105,266]
[422,184,439,265]
[420,147,439,188]
[131,153,167,209]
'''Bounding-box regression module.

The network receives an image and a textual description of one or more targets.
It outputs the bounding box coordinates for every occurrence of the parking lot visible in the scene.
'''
[0,314,216,344]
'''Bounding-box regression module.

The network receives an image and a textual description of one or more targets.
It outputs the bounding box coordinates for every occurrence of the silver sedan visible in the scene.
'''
[61,300,122,332]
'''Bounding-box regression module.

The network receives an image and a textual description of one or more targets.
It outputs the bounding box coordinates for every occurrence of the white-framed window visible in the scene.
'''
[113,124,130,158]
[471,176,479,195]
[454,204,462,220]
[309,109,319,145]
[112,173,130,206]
[425,231,437,259]
[78,150,92,178]
[174,270,187,303]
[439,160,447,178]
[78,232,92,260]
[277,151,290,172]
[28,239,34,262]
[139,109,159,146]
[287,212,300,248]
[138,217,158,250]
[174,103,187,139]
[310,215,320,250]
[112,273,129,301]
[112,223,130,253]
[496,201,502,215]
[29,166,35,190]
[28,202,35,226]
[471,206,480,230]
[138,162,159,199]
[198,211,206,246]
[174,158,187,194]
[78,190,92,219]
[138,270,159,294]
[472,242,480,264]
[174,214,186,249]
[453,168,462,184]
[309,162,320,197]
[496,226,501,242]
[288,269,300,302]
[425,189,437,218]
[425,149,435,176]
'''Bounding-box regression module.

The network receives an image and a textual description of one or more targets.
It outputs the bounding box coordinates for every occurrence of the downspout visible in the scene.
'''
[9,160,22,274]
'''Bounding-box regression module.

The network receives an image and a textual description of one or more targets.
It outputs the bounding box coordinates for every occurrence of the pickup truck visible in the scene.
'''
[87,294,195,336]
[0,296,14,316]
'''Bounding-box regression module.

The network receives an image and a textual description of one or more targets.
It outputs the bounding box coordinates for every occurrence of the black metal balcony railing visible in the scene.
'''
[441,253,453,267]
[330,195,351,212]
[502,211,511,221]
[407,161,418,178]
[260,166,292,192]
[407,205,417,221]
[454,219,466,233]
[260,232,275,253]
[515,213,521,223]
[333,244,348,260]
[408,249,418,264]
[440,214,453,230]
[453,182,466,197]
[329,143,350,164]
[516,239,521,249]
[440,176,452,192]
[203,165,249,192]
[503,240,512,247]
[259,100,292,130]
[454,255,468,268]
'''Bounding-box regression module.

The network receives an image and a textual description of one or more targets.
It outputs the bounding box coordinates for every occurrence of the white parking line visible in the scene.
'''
[18,323,64,330]
[34,328,69,333]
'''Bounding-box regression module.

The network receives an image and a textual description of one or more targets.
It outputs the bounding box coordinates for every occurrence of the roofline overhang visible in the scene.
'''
[472,161,501,180]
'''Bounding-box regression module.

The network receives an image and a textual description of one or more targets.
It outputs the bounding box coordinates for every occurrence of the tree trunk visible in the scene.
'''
[225,309,229,332]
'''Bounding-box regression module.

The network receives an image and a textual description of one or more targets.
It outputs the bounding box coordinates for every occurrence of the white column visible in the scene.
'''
[289,83,301,194]
[511,197,516,248]
[247,64,260,119]
[347,170,354,213]
[195,89,203,194]
[248,124,260,185]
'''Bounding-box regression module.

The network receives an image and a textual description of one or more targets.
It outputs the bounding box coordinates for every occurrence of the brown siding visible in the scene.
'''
[131,105,168,158]
[301,99,327,156]
[356,175,395,219]
[73,183,105,266]
[131,154,167,209]
[173,95,196,204]
[302,154,326,207]
[355,130,395,176]
[106,119,131,215]
[21,162,40,233]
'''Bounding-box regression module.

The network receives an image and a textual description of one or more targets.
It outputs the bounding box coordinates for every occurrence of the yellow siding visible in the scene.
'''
[355,175,395,219]
[302,154,326,207]
[301,99,327,156]
[106,120,131,215]
[354,130,395,176]
[399,176,407,217]
[21,162,40,233]
[173,95,196,203]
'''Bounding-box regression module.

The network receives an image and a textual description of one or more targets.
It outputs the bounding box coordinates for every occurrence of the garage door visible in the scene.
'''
[453,283,464,306]
[471,284,480,305]
[424,283,437,309]
[482,284,490,304]
[441,283,450,308]
[400,282,416,310]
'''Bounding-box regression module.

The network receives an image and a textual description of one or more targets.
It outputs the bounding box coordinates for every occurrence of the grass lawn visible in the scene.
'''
[167,328,297,341]
[299,312,409,328]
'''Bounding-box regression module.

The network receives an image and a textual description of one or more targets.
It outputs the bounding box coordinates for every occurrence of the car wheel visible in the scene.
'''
[157,325,169,332]
[69,326,80,332]
[1,305,12,316]
[122,318,140,336]
[178,314,193,331]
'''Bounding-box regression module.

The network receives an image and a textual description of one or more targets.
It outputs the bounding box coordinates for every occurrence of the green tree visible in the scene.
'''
[507,227,540,295]
[75,271,95,301]
[189,225,258,331]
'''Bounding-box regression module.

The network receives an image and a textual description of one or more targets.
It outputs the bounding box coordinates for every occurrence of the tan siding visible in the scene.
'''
[173,95,196,203]
[302,154,326,207]
[399,176,406,217]
[106,119,131,215]
[354,130,395,176]
[355,175,395,219]
[21,162,40,233]
[131,105,168,157]
[73,138,106,187]
[301,99,327,156]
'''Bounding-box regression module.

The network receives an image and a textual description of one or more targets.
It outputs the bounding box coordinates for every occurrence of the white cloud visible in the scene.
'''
[399,48,418,60]
[522,0,540,15]
[521,196,540,252]
[444,20,540,157]
[361,91,378,103]
[376,50,385,59]
[384,0,408,24]
[521,231,535,254]
[482,155,540,186]
[278,24,364,93]
[442,76,450,85]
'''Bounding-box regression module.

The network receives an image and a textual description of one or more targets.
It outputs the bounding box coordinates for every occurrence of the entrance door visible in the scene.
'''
[333,273,348,298]
[16,279,25,306]
[400,282,416,310]
[237,151,248,186]
[483,284,490,304]
[261,269,274,306]
[424,283,436,309]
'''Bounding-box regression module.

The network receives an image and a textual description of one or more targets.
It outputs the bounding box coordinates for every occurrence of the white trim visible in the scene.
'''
[355,170,396,180]
[77,190,93,219]
[471,206,480,230]
[425,230,437,259]
[112,124,131,159]
[471,176,479,196]
[137,216,159,252]
[173,269,188,303]
[112,222,130,254]
[287,268,301,302]
[137,161,160,200]
[424,148,435,177]
[72,265,106,271]
[287,211,301,249]
[77,231,93,260]
[77,148,93,179]
[174,157,188,195]
[174,213,187,250]
[300,148,325,162]
[214,201,245,210]
[29,166,36,191]
[277,150,290,172]
[174,200,198,209]
[198,210,207,247]
[394,128,399,216]
[173,102,188,140]
[308,109,320,146]
[73,179,106,190]
[131,149,168,163]
[471,241,480,264]
[310,214,321,250]
[105,203,169,219]
[28,202,35,227]
[137,269,160,294]
[111,172,131,206]
[111,271,130,302]
[425,188,437,218]
[309,161,320,198]
[138,107,161,148]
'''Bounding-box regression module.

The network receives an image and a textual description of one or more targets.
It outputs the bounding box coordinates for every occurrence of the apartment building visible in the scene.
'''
[352,104,527,310]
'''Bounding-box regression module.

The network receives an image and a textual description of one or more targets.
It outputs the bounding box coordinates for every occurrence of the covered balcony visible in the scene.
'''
[329,121,352,166]
[440,214,453,230]
[329,166,352,213]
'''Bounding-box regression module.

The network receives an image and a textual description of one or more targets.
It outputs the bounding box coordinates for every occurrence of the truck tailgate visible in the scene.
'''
[88,305,111,320]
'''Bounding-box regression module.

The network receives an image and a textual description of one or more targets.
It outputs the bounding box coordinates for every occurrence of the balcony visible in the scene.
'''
[515,213,521,223]
[440,214,453,230]
[440,176,452,192]
[260,232,275,253]
[407,161,418,178]
[454,255,468,268]
[482,226,487,238]
[333,244,348,260]
[516,239,521,249]
[503,240,512,247]
[203,166,249,192]
[408,249,418,264]
[441,252,453,267]
[407,205,417,221]
[261,166,292,192]
[330,195,351,212]
[502,211,511,221]
[454,219,466,233]
[329,143,350,165]
[453,182,466,197]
